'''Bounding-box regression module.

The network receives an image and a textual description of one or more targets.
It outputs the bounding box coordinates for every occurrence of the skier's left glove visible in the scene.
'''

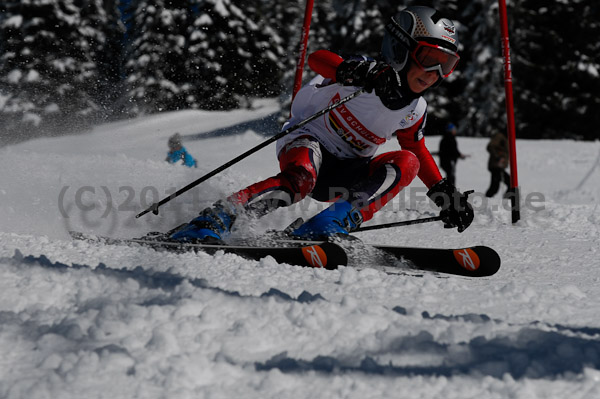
[335,60,398,95]
[427,178,474,233]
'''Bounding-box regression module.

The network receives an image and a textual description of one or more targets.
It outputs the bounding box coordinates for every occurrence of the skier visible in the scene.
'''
[170,5,474,242]
[438,122,467,186]
[166,133,197,168]
[485,129,511,197]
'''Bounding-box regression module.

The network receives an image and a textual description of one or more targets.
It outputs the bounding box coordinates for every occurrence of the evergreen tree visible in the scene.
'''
[1,0,597,141]
[123,0,192,115]
[243,0,287,98]
[186,0,237,110]
[85,0,126,121]
[0,0,107,144]
[328,0,390,57]
[511,0,600,139]
[186,0,286,110]
[268,0,302,87]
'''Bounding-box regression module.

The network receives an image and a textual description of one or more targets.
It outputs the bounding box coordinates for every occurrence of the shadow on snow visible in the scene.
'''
[6,250,600,380]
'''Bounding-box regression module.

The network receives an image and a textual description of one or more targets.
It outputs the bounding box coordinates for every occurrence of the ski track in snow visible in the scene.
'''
[1,101,600,398]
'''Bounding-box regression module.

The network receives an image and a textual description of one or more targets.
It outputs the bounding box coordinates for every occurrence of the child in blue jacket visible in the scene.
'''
[166,133,197,168]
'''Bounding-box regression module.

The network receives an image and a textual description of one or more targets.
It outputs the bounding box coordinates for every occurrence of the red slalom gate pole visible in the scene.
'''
[498,0,521,223]
[291,0,314,101]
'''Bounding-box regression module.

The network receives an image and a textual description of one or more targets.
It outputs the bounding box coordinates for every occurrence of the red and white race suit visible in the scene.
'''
[227,50,443,222]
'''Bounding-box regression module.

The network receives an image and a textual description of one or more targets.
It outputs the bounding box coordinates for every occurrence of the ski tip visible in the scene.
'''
[301,242,348,270]
[453,246,501,277]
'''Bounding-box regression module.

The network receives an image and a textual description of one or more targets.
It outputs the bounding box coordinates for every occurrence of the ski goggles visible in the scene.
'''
[410,41,460,78]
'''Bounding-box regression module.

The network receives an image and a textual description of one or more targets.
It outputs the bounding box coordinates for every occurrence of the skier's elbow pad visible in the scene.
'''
[308,50,344,81]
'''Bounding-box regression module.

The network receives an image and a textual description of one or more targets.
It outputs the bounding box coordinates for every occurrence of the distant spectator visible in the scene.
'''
[485,130,511,198]
[438,123,467,185]
[166,133,197,168]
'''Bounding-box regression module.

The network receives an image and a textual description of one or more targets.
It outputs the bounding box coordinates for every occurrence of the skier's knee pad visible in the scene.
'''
[279,165,317,199]
[278,138,321,199]
[371,150,420,187]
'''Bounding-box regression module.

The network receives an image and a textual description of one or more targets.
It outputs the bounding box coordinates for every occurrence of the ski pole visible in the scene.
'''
[136,88,365,218]
[355,191,475,232]
[354,215,443,232]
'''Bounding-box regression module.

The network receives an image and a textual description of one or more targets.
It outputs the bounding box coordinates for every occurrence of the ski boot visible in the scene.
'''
[170,201,236,242]
[290,200,363,240]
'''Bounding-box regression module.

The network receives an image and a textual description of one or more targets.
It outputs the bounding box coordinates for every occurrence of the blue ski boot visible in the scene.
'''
[170,201,236,242]
[290,200,363,240]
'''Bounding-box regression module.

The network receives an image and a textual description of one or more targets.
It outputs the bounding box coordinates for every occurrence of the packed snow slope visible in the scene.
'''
[1,98,600,398]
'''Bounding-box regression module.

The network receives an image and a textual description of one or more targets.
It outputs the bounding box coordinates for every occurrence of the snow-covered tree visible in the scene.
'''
[511,0,600,139]
[186,0,286,110]
[1,0,597,141]
[327,0,391,57]
[243,0,287,98]
[84,0,126,121]
[122,0,192,115]
[0,0,112,144]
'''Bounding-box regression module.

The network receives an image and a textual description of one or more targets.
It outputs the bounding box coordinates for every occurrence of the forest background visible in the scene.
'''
[0,0,598,145]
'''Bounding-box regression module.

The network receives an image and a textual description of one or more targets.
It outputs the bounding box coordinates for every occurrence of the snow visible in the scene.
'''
[1,99,600,398]
[25,69,41,82]
[3,15,23,29]
[7,70,22,84]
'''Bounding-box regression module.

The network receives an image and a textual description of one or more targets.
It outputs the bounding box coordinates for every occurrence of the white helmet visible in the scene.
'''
[381,6,460,79]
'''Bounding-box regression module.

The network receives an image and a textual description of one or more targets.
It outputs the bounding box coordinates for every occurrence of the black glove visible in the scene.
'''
[427,178,474,233]
[336,59,400,95]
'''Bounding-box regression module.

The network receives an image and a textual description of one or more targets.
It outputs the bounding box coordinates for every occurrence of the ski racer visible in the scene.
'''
[171,5,474,242]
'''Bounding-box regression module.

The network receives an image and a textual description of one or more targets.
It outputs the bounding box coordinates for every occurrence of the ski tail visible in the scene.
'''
[69,231,347,270]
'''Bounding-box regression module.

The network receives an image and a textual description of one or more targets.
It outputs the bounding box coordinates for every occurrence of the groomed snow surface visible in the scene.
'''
[1,99,600,398]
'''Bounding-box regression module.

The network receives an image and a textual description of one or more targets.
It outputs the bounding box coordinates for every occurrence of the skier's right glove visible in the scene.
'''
[335,60,400,95]
[427,178,474,233]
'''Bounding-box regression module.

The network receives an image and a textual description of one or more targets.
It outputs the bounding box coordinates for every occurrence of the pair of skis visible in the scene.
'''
[69,231,501,277]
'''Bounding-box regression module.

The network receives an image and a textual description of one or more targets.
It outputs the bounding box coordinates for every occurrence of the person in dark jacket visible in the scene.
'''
[485,130,511,197]
[438,123,466,186]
